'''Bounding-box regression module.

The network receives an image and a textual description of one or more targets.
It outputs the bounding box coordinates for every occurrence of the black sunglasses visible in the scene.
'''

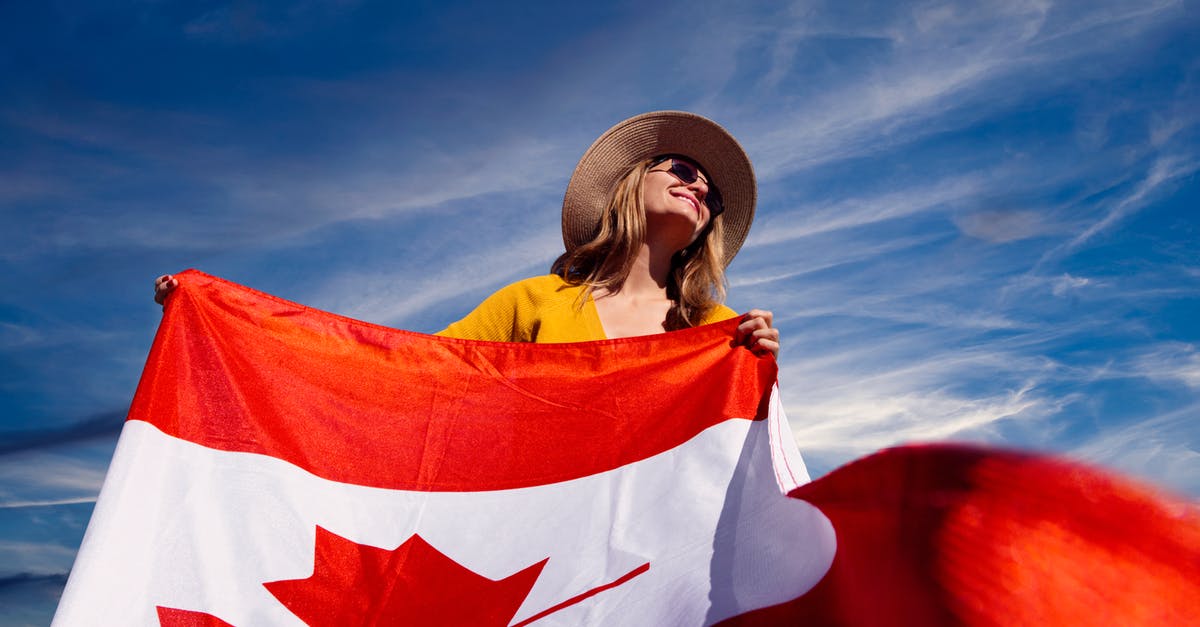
[649,155,724,217]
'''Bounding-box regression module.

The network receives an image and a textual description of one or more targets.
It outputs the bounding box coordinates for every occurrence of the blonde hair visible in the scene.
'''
[551,158,727,330]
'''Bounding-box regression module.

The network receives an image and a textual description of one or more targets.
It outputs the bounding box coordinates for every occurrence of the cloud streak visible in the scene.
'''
[0,411,123,457]
[725,0,1186,177]
[1058,155,1200,255]
[1072,400,1200,496]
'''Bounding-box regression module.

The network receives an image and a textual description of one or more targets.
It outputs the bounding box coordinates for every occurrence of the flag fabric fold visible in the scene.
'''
[723,444,1200,625]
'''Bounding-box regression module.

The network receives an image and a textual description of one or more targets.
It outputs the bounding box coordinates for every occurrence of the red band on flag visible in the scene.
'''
[128,270,777,491]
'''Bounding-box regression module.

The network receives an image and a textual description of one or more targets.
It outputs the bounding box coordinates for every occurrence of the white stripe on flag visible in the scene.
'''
[56,405,833,626]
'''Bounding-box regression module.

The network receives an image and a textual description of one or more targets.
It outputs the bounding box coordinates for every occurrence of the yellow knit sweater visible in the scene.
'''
[437,274,738,342]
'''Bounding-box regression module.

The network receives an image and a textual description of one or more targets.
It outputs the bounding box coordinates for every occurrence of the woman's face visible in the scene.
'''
[641,157,715,247]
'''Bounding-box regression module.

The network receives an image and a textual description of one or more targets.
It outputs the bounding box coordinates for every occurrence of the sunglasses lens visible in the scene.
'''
[669,160,699,184]
[653,157,723,216]
[707,187,723,216]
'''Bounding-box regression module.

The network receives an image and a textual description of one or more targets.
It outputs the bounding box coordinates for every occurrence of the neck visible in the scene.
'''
[620,238,678,296]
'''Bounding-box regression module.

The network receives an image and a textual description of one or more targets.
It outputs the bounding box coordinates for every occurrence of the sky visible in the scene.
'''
[1,0,1198,623]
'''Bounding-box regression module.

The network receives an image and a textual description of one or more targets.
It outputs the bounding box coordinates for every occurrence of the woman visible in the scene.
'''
[156,111,778,355]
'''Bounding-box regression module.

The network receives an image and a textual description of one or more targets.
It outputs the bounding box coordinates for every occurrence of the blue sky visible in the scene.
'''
[2,0,1198,623]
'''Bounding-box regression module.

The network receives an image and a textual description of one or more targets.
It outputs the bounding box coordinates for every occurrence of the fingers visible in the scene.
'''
[737,309,780,359]
[745,327,780,358]
[154,274,178,305]
[736,310,774,337]
[743,309,773,328]
[750,335,780,358]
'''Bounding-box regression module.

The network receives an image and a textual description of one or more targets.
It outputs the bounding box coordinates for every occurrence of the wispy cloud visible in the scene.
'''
[779,338,1073,480]
[749,174,985,246]
[182,1,364,42]
[0,444,113,506]
[0,497,96,509]
[0,321,43,350]
[303,223,562,327]
[1072,400,1200,496]
[0,572,68,589]
[731,232,947,288]
[1,100,575,259]
[0,411,123,456]
[1126,343,1200,389]
[706,3,1199,491]
[1050,273,1092,296]
[726,0,1187,178]
[0,541,79,577]
[1055,155,1200,255]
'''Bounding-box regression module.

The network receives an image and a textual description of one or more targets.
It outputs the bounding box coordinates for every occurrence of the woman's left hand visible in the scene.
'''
[737,309,780,358]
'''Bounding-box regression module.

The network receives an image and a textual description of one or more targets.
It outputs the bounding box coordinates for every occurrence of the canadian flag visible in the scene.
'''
[53,270,830,626]
[55,271,1199,626]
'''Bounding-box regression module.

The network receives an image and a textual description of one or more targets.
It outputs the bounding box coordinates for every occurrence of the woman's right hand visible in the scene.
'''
[736,309,780,359]
[154,274,178,305]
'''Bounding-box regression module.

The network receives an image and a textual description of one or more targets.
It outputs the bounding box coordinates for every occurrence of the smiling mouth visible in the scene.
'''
[672,192,700,213]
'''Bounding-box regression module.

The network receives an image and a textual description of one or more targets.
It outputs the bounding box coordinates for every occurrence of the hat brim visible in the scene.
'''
[561,111,756,267]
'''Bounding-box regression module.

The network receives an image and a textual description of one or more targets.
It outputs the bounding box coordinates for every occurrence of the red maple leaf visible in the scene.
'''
[156,606,236,627]
[263,526,548,627]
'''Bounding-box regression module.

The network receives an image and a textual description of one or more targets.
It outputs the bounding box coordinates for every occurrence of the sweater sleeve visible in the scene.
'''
[436,280,535,342]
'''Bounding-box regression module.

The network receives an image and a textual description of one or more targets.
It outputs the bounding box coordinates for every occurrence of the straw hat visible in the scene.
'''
[561,110,756,267]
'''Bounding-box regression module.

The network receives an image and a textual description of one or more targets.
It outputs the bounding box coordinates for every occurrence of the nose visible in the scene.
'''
[685,177,709,203]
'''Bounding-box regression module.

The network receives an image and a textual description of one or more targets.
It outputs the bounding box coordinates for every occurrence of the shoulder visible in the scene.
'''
[485,274,583,306]
[506,274,576,296]
[437,275,583,341]
[701,303,740,325]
